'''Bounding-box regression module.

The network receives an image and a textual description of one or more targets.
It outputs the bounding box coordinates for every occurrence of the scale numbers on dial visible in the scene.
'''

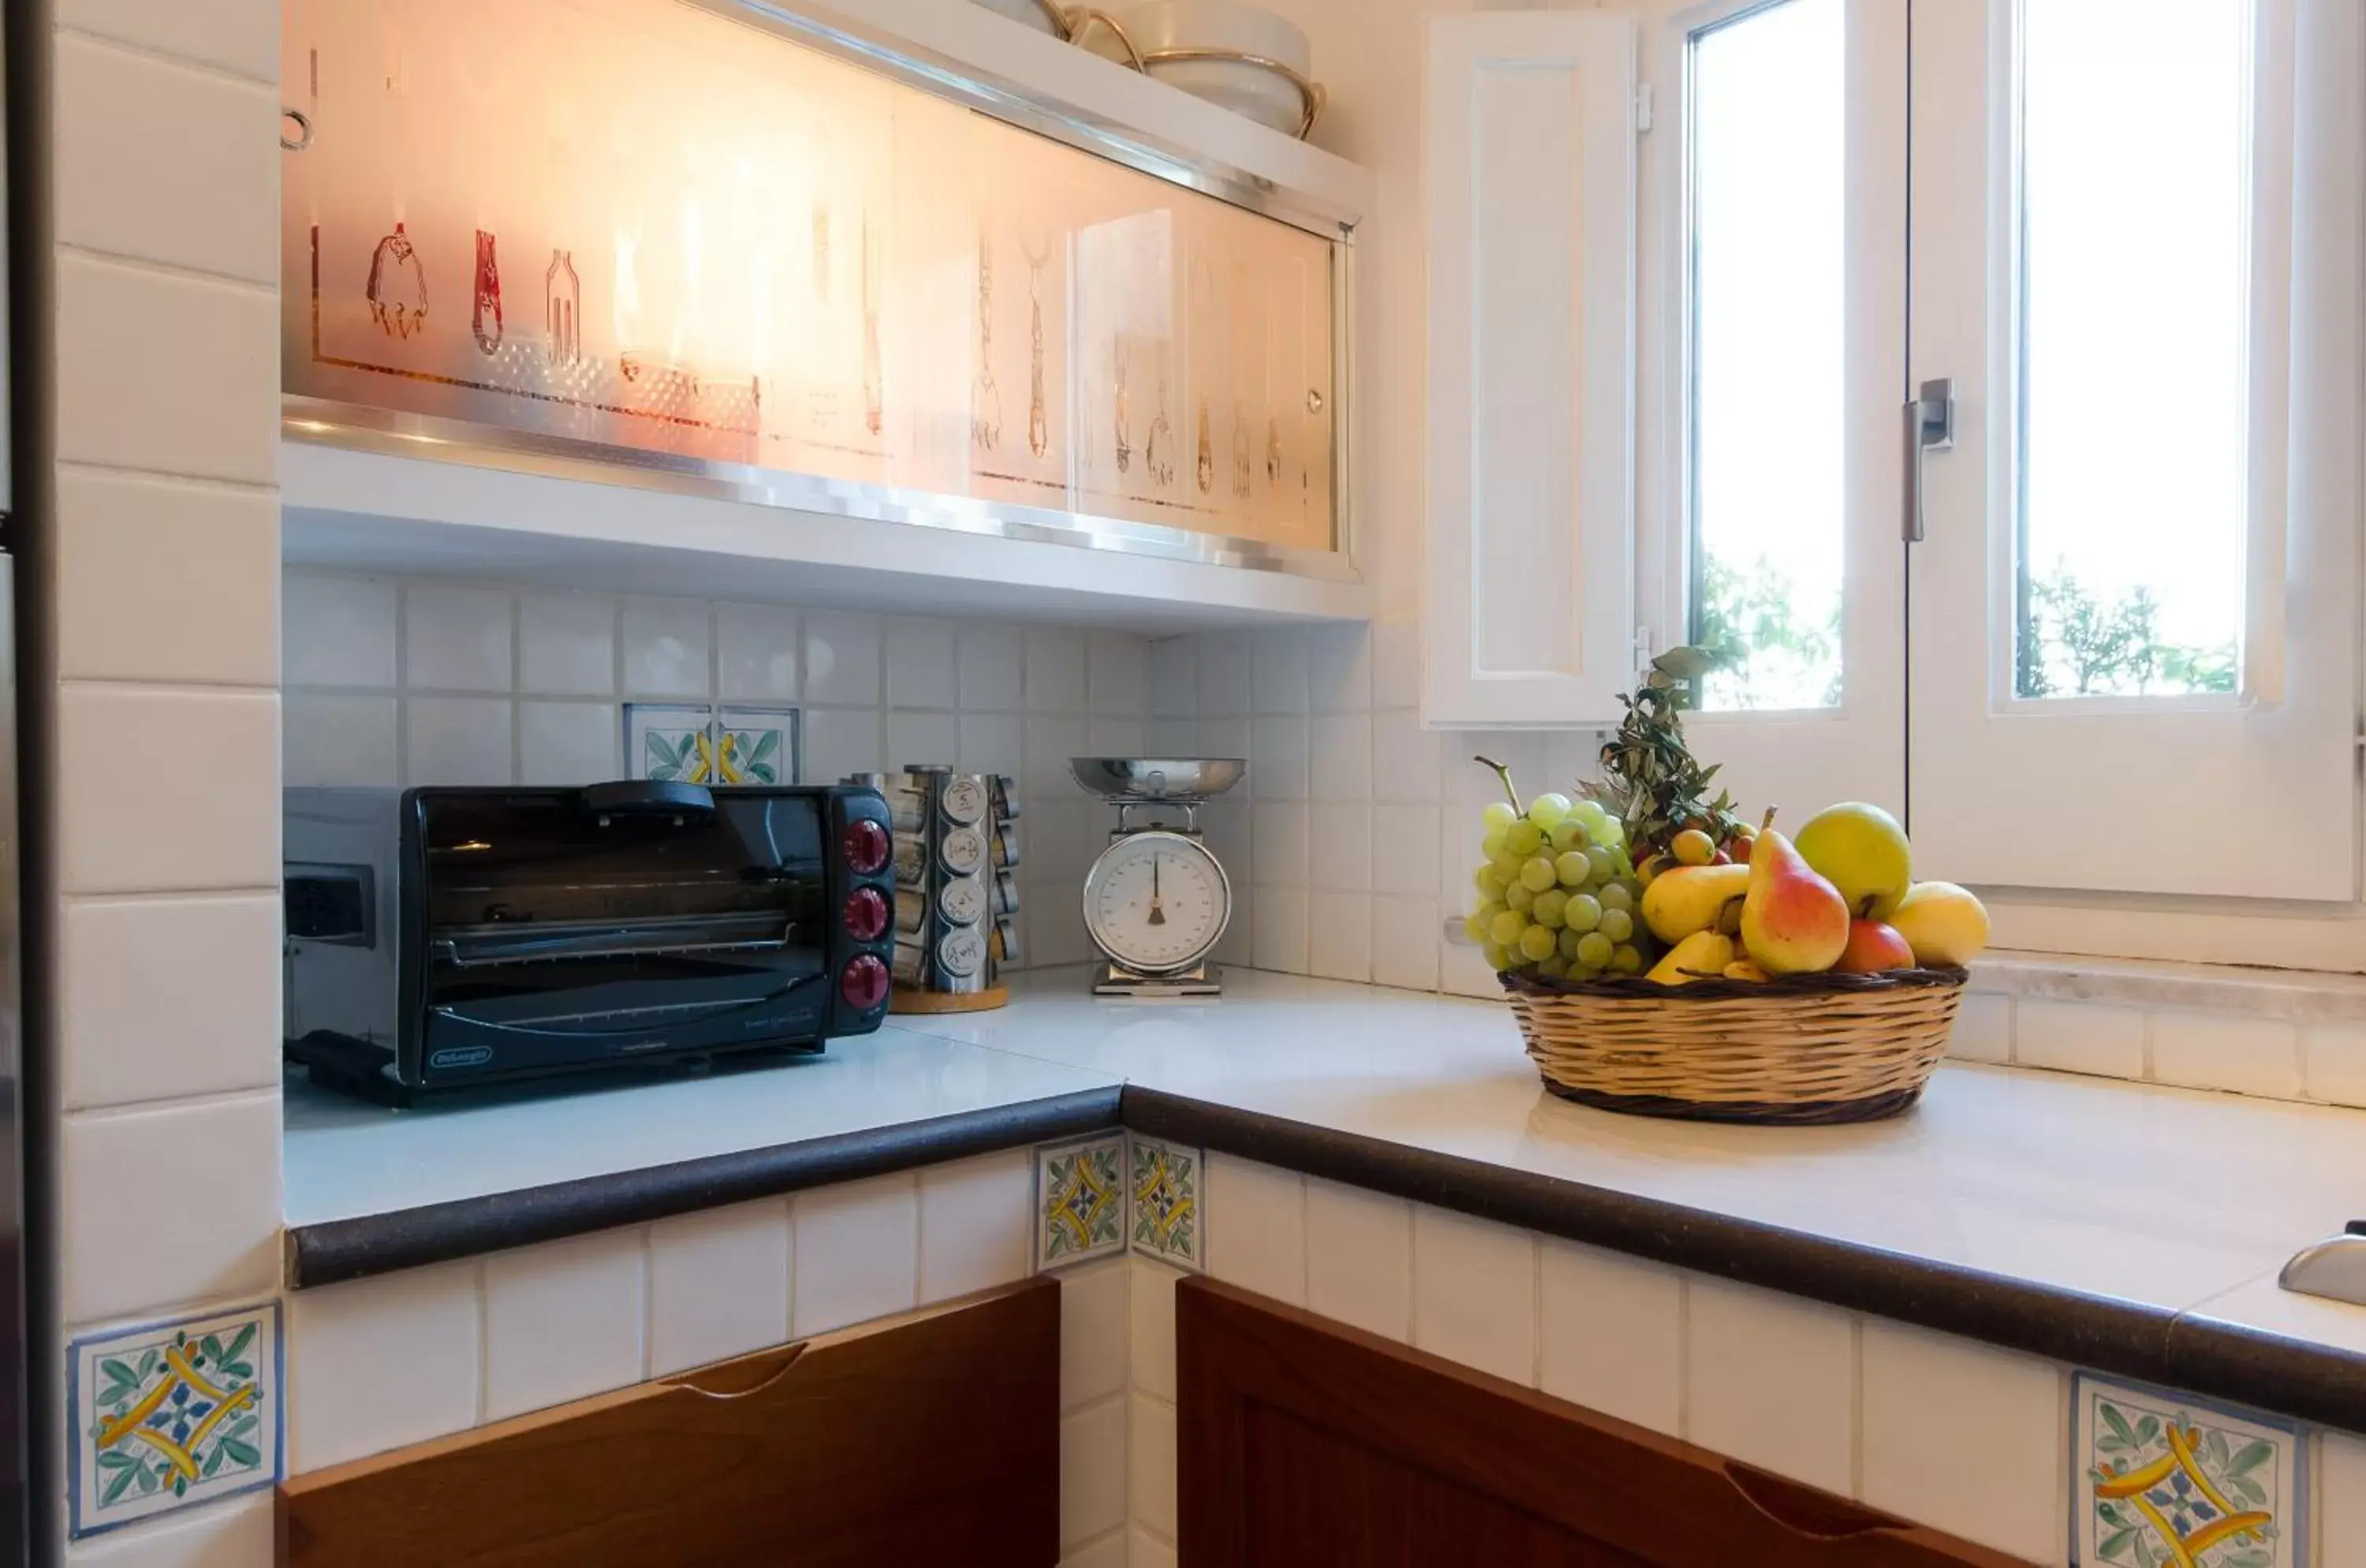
[940,824,987,875]
[940,776,989,825]
[1082,831,1229,975]
[939,875,987,926]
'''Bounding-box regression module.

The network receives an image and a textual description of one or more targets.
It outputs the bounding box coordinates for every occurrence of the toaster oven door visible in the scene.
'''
[412,790,831,1081]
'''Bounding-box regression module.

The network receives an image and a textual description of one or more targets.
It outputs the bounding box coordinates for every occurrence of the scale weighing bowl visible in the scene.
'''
[1069,757,1246,800]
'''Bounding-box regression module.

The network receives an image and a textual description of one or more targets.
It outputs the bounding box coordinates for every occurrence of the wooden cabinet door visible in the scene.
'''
[1177,1276,2028,1568]
[280,1278,1058,1568]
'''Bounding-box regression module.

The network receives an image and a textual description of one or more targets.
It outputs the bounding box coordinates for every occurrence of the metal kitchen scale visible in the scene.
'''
[1070,758,1245,997]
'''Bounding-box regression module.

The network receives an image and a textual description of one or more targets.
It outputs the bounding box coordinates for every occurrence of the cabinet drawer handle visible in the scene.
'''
[662,1343,806,1401]
[1722,1462,1903,1540]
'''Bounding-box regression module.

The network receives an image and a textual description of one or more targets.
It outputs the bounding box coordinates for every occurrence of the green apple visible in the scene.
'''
[1793,803,1913,920]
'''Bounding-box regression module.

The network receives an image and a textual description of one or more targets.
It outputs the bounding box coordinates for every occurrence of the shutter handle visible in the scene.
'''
[1903,377,1955,543]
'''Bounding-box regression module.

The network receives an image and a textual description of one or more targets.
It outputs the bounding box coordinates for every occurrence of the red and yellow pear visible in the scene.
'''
[1832,919,1916,974]
[1739,824,1851,975]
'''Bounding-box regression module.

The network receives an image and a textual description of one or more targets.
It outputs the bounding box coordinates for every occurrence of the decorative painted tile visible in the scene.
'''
[715,706,800,785]
[1128,1135,1203,1271]
[69,1301,282,1538]
[625,702,716,784]
[2071,1372,2303,1568]
[1036,1133,1125,1271]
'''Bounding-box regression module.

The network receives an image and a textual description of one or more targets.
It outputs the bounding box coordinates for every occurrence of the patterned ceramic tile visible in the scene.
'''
[1128,1136,1203,1271]
[69,1301,282,1538]
[1036,1133,1125,1270]
[2071,1372,2303,1568]
[625,703,800,785]
[715,706,800,785]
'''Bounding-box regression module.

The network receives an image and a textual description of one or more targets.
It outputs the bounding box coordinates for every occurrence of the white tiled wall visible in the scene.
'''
[39,0,288,1559]
[1948,991,2366,1111]
[283,569,1155,969]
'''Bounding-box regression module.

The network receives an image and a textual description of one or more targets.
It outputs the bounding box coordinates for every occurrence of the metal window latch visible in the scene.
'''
[1902,377,1954,543]
[2278,1222,2366,1307]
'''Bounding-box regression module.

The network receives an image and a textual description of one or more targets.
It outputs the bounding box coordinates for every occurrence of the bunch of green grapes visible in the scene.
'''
[1464,791,1654,983]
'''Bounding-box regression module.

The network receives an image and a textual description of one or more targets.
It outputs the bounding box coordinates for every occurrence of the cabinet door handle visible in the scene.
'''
[1722,1461,1903,1540]
[1903,376,1955,543]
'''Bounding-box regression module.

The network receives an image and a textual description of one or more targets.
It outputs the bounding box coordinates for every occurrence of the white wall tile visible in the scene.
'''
[283,694,397,786]
[647,1200,793,1376]
[62,1092,278,1323]
[1950,992,2012,1065]
[1025,715,1090,796]
[804,612,883,706]
[56,34,278,283]
[63,895,280,1109]
[518,592,618,696]
[1198,635,1252,716]
[1371,898,1442,993]
[1685,1277,1855,1496]
[714,603,800,702]
[1252,629,1309,714]
[1149,637,1197,716]
[1129,1394,1178,1539]
[1371,805,1440,897]
[2148,1010,2304,1100]
[1537,1239,1681,1436]
[2301,1022,2366,1107]
[1129,1259,1181,1402]
[1199,717,1251,773]
[1307,891,1372,983]
[800,706,883,786]
[286,1261,481,1471]
[1062,1259,1129,1410]
[621,598,711,697]
[285,573,397,689]
[1251,884,1308,974]
[1304,1180,1412,1342]
[2322,1431,2366,1567]
[918,1149,1033,1303]
[1086,715,1146,756]
[403,584,513,693]
[405,696,513,786]
[1061,1396,1128,1548]
[57,254,276,484]
[1309,802,1373,894]
[1860,1320,2064,1564]
[60,687,278,894]
[793,1173,919,1335]
[958,712,1024,776]
[887,709,958,770]
[1373,710,1442,803]
[1410,1206,1536,1387]
[1027,629,1088,713]
[886,618,961,709]
[1205,1155,1307,1306]
[2013,998,2146,1081]
[1307,624,1373,714]
[64,1490,274,1566]
[483,1230,647,1422]
[1442,733,1541,806]
[958,625,1025,711]
[61,0,278,82]
[519,701,621,784]
[1310,713,1373,801]
[1088,633,1149,716]
[59,472,278,685]
[1252,715,1310,800]
[1147,716,1196,755]
[1253,804,1309,887]
[1371,620,1421,710]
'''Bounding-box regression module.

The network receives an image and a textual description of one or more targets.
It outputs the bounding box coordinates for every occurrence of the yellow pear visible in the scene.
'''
[1889,882,1989,966]
[1646,930,1736,986]
[1640,863,1750,943]
[1739,827,1850,974]
[1721,959,1768,981]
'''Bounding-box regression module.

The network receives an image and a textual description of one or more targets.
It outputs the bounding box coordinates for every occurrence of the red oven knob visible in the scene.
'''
[840,954,890,1011]
[843,887,889,942]
[841,818,890,875]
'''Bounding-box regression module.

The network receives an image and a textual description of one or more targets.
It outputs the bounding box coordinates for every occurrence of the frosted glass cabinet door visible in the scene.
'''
[1420,12,1639,730]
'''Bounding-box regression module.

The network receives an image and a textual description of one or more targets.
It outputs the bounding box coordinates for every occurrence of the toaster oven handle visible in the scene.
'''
[580,780,715,817]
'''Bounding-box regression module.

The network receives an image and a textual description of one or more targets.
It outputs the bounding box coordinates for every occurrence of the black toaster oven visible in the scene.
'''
[282,782,896,1103]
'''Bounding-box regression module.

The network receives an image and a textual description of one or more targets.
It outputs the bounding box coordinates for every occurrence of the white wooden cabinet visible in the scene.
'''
[1420,12,1639,730]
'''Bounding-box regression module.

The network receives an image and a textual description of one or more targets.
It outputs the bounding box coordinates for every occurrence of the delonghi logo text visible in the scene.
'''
[429,1046,495,1070]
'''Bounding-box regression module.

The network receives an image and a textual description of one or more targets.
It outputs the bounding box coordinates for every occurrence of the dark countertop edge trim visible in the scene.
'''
[1118,1087,2366,1437]
[283,1085,1123,1290]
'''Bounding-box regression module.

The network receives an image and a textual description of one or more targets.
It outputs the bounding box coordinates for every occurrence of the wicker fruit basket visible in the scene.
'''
[1502,965,1969,1126]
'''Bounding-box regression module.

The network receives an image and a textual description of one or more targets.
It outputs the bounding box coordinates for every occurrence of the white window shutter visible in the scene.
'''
[1421,11,1639,730]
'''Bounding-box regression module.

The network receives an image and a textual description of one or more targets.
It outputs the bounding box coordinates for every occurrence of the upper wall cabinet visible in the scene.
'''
[277,0,1373,630]
[1421,13,1637,728]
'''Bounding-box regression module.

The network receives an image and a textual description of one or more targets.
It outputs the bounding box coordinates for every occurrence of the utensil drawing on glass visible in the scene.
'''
[1190,256,1215,492]
[1114,345,1133,474]
[545,248,580,367]
[1147,374,1176,488]
[972,231,1002,452]
[1232,399,1252,499]
[1023,231,1052,459]
[863,215,883,437]
[366,222,428,339]
[472,229,504,354]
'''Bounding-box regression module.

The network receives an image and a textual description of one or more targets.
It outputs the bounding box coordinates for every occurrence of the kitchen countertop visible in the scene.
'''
[281,966,2366,1432]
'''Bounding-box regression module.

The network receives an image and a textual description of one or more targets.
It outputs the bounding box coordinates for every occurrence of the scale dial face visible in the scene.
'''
[1082,830,1230,976]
